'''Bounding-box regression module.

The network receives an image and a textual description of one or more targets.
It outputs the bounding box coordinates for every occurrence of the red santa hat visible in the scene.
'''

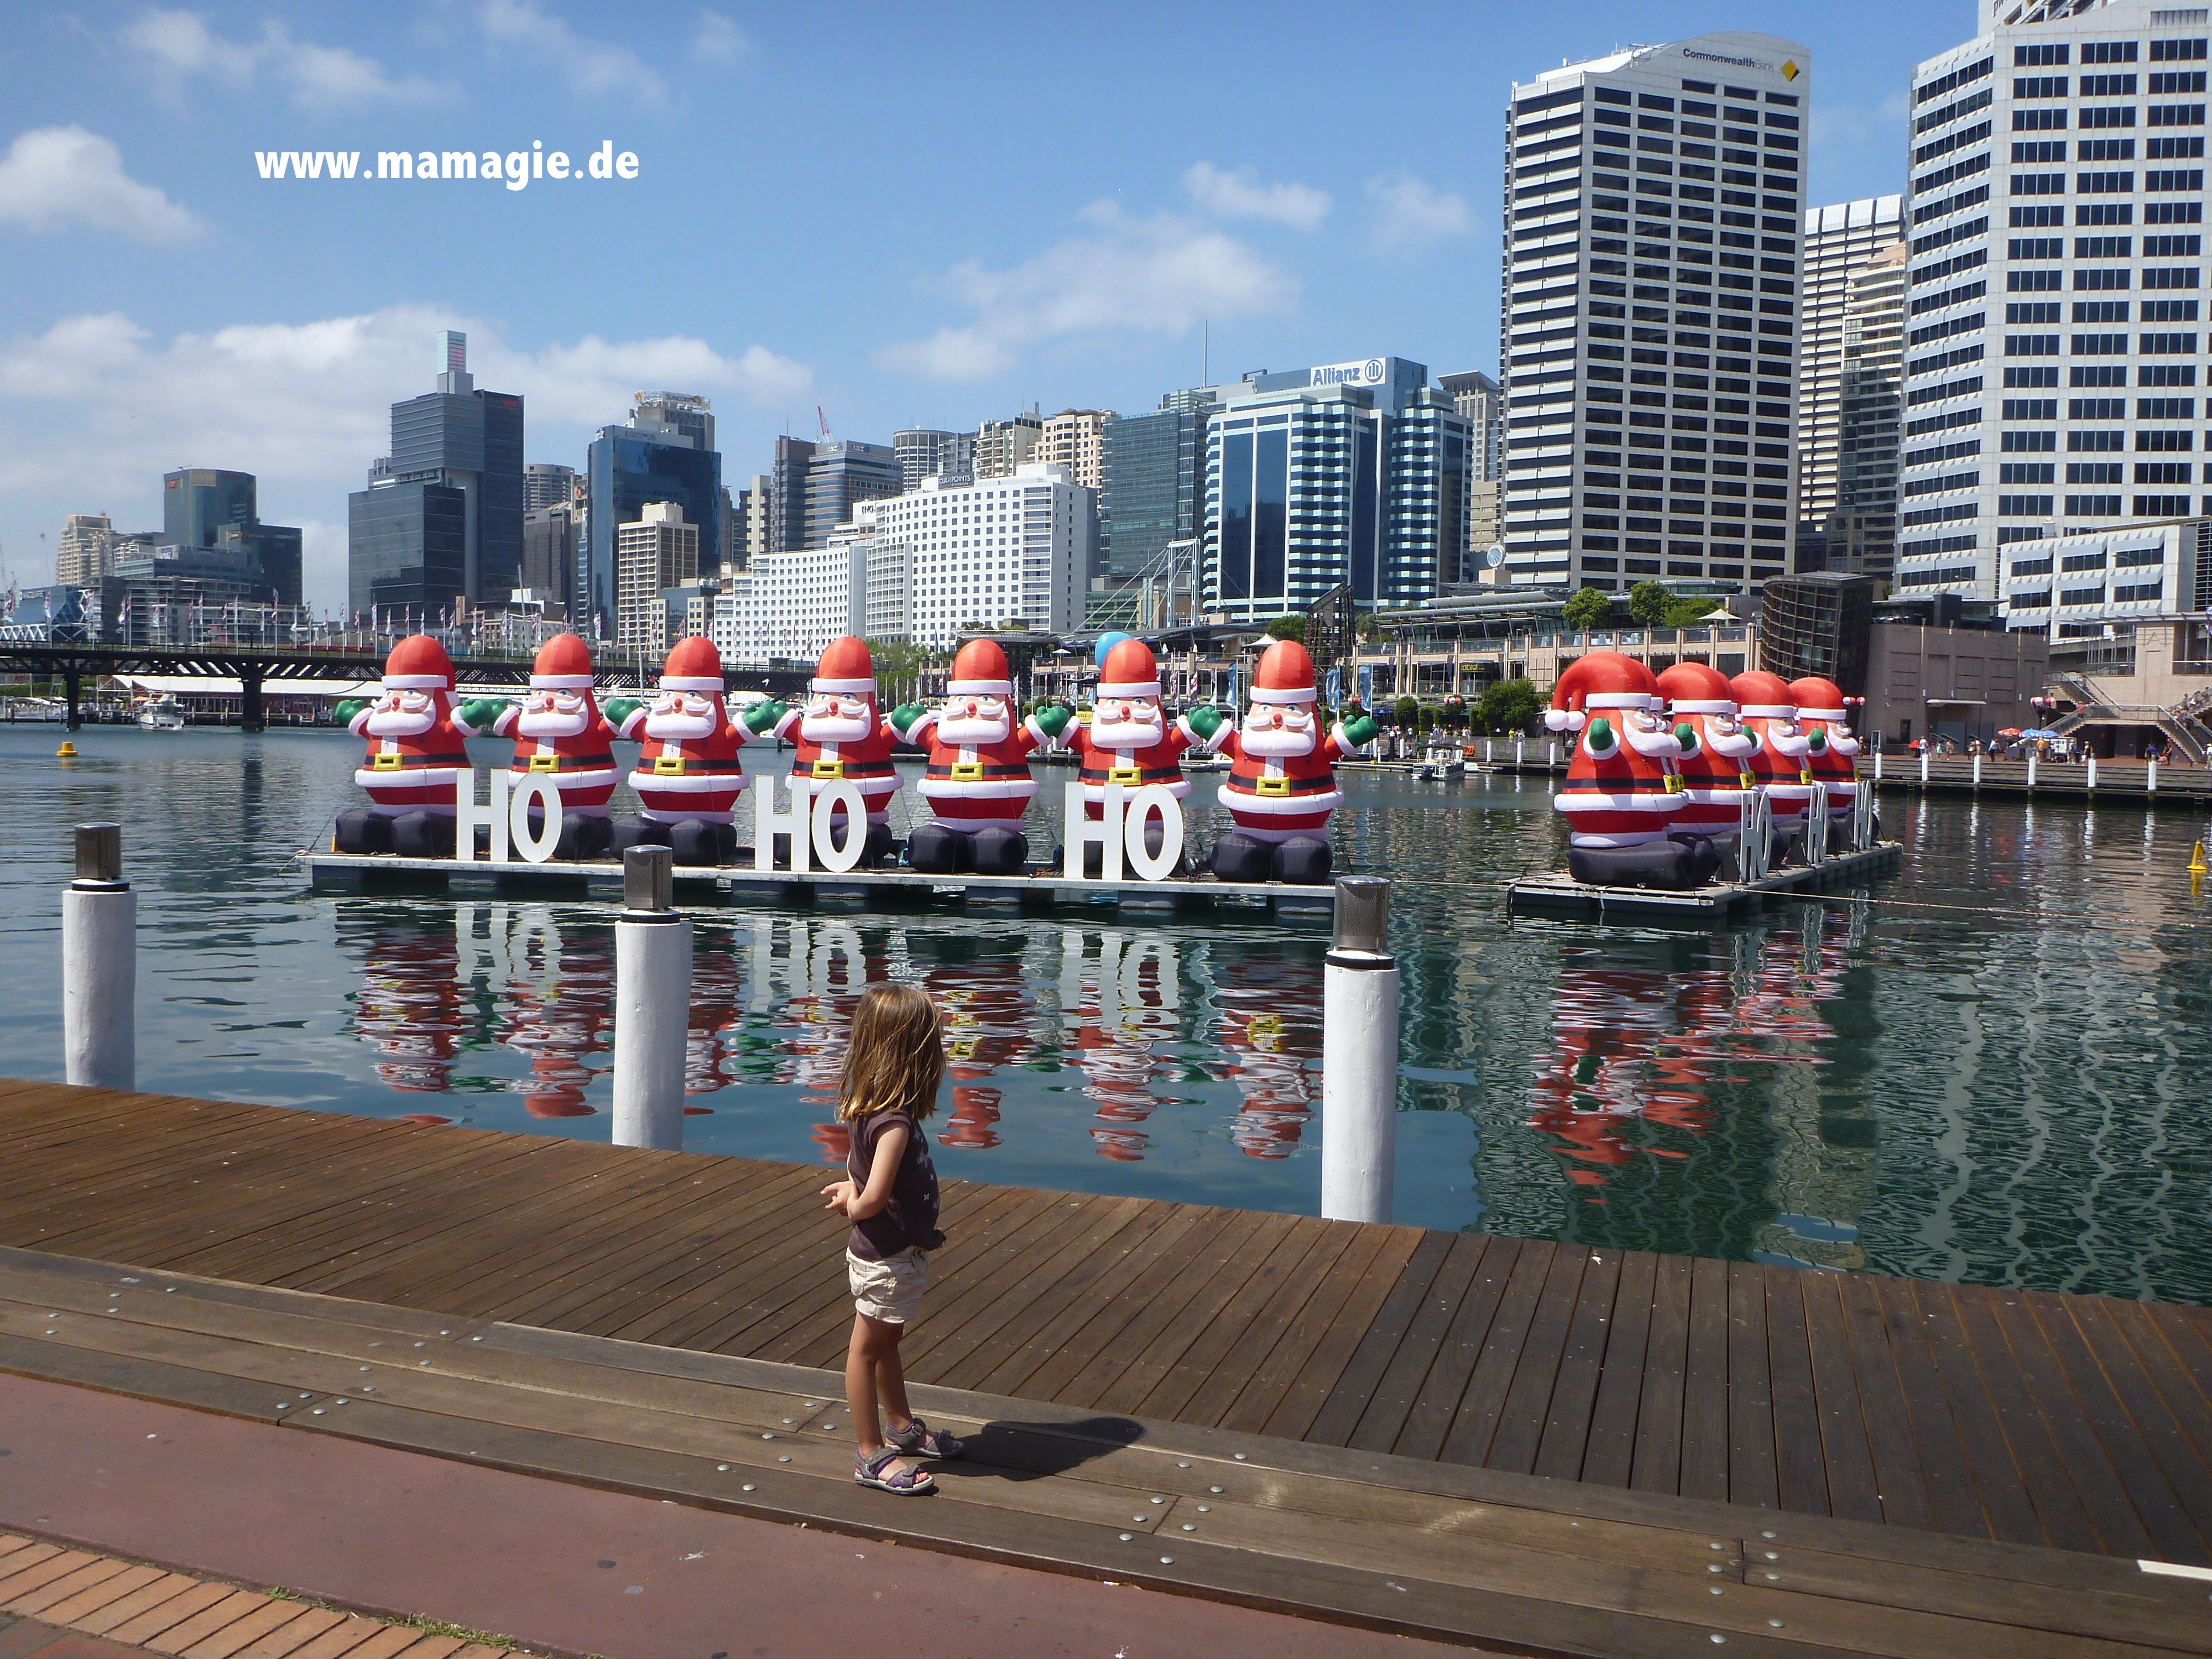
[1249,639,1316,706]
[659,634,724,693]
[948,638,1013,696]
[1729,670,1799,720]
[1787,676,1852,722]
[1656,660,1738,717]
[381,633,455,691]
[1545,650,1657,733]
[530,633,596,690]
[1097,637,1160,700]
[810,635,875,696]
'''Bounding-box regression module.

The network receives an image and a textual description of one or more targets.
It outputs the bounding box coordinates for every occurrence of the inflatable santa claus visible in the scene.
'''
[607,635,778,867]
[1789,676,1865,844]
[473,634,622,861]
[1059,635,1225,873]
[752,637,905,868]
[1211,639,1376,884]
[1729,670,1813,854]
[1656,661,1757,874]
[333,634,476,858]
[891,638,1068,875]
[1547,651,1697,888]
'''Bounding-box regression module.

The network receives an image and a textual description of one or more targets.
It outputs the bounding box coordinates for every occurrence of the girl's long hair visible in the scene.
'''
[837,982,945,1124]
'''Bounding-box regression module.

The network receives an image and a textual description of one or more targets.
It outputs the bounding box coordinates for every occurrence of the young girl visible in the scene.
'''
[822,982,964,1494]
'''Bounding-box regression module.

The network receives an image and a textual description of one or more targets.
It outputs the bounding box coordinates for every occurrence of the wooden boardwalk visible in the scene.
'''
[3,1076,2210,1591]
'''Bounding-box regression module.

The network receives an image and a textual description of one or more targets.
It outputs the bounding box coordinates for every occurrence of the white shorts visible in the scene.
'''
[848,1246,928,1325]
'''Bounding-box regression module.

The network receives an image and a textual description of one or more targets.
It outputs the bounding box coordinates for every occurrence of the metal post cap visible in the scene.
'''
[73,822,126,890]
[1331,876,1391,959]
[622,844,675,917]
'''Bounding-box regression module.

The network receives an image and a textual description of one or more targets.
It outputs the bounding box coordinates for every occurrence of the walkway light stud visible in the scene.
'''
[612,846,689,1151]
[62,823,134,1089]
[1321,877,1398,1225]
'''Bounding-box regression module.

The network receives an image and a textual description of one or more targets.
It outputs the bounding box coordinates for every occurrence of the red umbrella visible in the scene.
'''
[1997,727,2022,738]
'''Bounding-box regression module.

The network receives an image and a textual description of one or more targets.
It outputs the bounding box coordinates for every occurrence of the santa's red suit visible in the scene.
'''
[1656,660,1756,841]
[906,638,1050,836]
[1789,675,1861,829]
[616,635,752,823]
[348,635,473,815]
[1729,670,1812,830]
[1548,653,1684,850]
[485,634,621,815]
[771,637,902,830]
[1217,640,1356,842]
[1065,636,1222,818]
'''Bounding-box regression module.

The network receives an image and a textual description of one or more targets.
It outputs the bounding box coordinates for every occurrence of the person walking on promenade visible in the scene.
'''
[822,983,964,1494]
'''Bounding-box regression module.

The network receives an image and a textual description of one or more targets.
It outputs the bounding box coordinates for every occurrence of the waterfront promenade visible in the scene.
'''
[1,1077,2208,1653]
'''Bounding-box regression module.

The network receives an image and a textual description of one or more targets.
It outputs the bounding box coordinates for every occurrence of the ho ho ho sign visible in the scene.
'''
[445,769,1190,881]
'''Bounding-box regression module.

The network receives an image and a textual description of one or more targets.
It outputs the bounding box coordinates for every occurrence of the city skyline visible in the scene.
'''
[2,2,1967,611]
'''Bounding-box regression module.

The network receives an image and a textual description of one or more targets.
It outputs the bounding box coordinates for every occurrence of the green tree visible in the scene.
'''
[1477,676,1545,735]
[1562,587,1612,630]
[1263,614,1306,643]
[1664,594,1724,628]
[1627,580,1672,627]
[1392,695,1420,729]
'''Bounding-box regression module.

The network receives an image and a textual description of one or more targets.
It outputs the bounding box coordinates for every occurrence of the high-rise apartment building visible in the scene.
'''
[349,333,524,617]
[615,502,699,651]
[1201,357,1473,620]
[1799,196,1906,562]
[521,504,577,613]
[583,392,721,633]
[1034,409,1113,492]
[1830,241,1910,578]
[894,428,974,489]
[1500,34,1812,593]
[804,439,902,549]
[522,463,576,513]
[739,472,770,563]
[1439,371,1505,479]
[1901,1,2212,615]
[973,415,1042,479]
[55,514,117,587]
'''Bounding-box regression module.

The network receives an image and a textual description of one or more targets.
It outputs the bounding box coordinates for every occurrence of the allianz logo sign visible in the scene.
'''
[1310,358,1388,387]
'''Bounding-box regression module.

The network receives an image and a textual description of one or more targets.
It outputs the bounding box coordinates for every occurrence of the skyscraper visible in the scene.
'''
[54,514,117,587]
[523,463,576,512]
[1901,1,2210,611]
[348,332,524,617]
[894,428,973,489]
[1831,242,1910,578]
[1439,371,1505,479]
[803,440,902,549]
[583,392,722,634]
[615,502,699,650]
[1799,196,1906,564]
[1034,409,1113,492]
[770,436,815,556]
[163,468,303,607]
[1500,34,1812,593]
[973,415,1042,479]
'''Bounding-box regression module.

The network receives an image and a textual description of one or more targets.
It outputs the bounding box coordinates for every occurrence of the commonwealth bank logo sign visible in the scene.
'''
[1783,59,1801,81]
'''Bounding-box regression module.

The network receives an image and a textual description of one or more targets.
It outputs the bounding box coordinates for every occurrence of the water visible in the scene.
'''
[3,725,2208,1305]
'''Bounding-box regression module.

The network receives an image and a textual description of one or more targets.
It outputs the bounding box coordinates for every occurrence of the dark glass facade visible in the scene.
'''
[522,505,576,612]
[1100,407,1206,581]
[804,441,900,549]
[1757,572,1876,695]
[348,482,467,619]
[585,431,722,636]
[163,469,257,548]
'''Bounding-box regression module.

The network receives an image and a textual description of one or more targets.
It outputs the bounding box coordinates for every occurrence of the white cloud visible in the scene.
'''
[0,307,811,608]
[119,8,444,111]
[1365,170,1473,254]
[477,0,665,99]
[1183,162,1331,231]
[692,8,750,64]
[878,202,1298,383]
[0,127,200,241]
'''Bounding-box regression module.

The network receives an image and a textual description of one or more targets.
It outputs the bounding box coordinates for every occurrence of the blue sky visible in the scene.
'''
[1,1,1977,609]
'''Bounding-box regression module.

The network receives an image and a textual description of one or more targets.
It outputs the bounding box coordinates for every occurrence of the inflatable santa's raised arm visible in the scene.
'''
[1548,651,1697,888]
[606,634,778,867]
[1211,639,1376,885]
[891,637,1059,875]
[1788,675,1863,839]
[472,633,621,861]
[332,634,474,858]
[1657,660,1757,872]
[751,636,903,868]
[1728,670,1812,847]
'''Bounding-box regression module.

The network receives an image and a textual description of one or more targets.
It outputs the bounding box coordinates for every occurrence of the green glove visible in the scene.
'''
[333,698,368,725]
[1032,703,1073,739]
[1586,716,1612,750]
[1807,727,1828,754]
[1674,722,1697,749]
[457,697,512,731]
[1183,704,1224,741]
[742,699,786,735]
[889,702,928,739]
[1342,712,1381,748]
[603,697,643,728]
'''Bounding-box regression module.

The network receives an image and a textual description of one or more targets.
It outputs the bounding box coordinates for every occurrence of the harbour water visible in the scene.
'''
[2,724,2208,1305]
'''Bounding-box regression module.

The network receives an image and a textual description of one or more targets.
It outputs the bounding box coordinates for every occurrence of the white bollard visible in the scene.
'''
[1920,749,1929,786]
[2088,754,2099,792]
[2148,758,2159,794]
[1514,736,1525,767]
[1485,737,1494,764]
[1321,877,1398,1225]
[62,823,134,1090]
[2027,753,2037,791]
[1972,752,1983,789]
[612,847,690,1151]
[1874,747,1884,782]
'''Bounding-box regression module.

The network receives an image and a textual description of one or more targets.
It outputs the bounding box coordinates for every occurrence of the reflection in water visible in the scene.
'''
[1062,933,1185,1162]
[342,907,469,1094]
[1214,958,1320,1159]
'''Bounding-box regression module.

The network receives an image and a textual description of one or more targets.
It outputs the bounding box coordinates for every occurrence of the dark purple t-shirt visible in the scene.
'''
[846,1110,945,1261]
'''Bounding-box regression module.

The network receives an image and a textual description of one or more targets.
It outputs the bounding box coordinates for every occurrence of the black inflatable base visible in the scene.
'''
[768,823,896,870]
[609,817,738,867]
[391,810,456,859]
[1208,831,1333,885]
[334,809,394,855]
[518,810,612,862]
[1069,814,1186,878]
[1567,837,1712,890]
[906,824,1026,876]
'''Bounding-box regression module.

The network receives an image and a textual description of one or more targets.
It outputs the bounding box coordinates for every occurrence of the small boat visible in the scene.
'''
[137,696,186,731]
[1421,746,1466,779]
[1182,752,1230,771]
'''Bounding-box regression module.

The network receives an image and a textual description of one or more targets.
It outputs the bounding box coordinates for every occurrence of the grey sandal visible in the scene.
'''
[855,1447,935,1494]
[887,1417,965,1459]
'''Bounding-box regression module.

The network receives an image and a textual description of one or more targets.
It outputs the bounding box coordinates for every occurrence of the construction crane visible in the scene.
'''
[817,406,832,441]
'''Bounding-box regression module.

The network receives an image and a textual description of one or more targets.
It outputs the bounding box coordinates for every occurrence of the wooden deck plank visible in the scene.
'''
[1947,1283,2106,1553]
[1678,1255,1732,1505]
[1629,1250,1690,1495]
[1914,1279,2048,1548]
[1839,1274,1934,1531]
[1870,1274,1992,1542]
[1532,1246,1623,1484]
[1725,1259,1779,1512]
[1760,1267,1824,1522]
[1301,1229,1454,1448]
[1343,1231,1487,1454]
[1487,1244,1590,1476]
[1136,1215,1342,1423]
[1387,1235,1520,1463]
[1799,1269,1885,1524]
[1219,1221,1410,1438]
[1439,1239,1556,1469]
[1176,1220,1371,1431]
[1577,1248,1655,1489]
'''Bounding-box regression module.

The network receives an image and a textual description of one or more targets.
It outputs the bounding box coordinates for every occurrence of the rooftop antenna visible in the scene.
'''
[1203,320,1209,388]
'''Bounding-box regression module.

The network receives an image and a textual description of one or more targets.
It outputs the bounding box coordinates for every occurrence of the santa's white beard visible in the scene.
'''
[801,711,874,744]
[1091,712,1164,750]
[937,713,1010,746]
[1240,721,1316,759]
[517,707,588,740]
[645,708,718,742]
[364,702,435,737]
